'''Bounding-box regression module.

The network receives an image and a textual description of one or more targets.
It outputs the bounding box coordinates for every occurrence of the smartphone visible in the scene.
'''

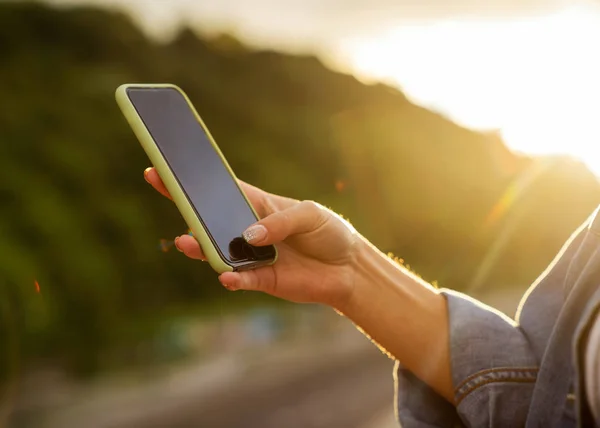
[115,84,277,273]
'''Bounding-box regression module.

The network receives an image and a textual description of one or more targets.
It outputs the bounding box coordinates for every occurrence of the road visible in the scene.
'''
[19,325,397,428]
[132,349,394,428]
[9,288,523,428]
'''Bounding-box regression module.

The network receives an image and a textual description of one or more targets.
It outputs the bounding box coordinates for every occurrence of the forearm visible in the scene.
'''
[337,237,454,403]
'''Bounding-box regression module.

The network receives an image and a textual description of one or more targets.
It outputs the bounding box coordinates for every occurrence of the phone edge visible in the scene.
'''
[115,83,234,274]
[173,84,279,269]
[115,83,278,272]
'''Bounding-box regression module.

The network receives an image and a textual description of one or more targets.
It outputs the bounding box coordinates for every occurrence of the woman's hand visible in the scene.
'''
[144,167,454,401]
[144,167,360,308]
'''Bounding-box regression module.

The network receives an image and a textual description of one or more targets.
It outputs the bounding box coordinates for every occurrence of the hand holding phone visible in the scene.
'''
[116,84,277,273]
[144,164,360,308]
[118,83,359,309]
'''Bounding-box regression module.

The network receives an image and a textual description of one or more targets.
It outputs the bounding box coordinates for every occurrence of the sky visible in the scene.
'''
[48,0,600,175]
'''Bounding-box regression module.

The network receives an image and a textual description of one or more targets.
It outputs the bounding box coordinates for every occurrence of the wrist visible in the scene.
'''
[336,235,441,319]
[334,237,395,314]
[330,235,453,402]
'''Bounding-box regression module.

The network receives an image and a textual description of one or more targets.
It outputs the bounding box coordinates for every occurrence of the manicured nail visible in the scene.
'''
[143,168,152,183]
[174,237,183,252]
[242,225,267,244]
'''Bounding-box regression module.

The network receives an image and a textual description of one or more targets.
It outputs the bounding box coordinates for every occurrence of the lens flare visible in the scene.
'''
[469,158,557,292]
[158,239,174,253]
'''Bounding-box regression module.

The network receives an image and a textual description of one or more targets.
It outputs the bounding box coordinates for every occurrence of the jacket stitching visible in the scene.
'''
[454,367,539,392]
[456,376,537,406]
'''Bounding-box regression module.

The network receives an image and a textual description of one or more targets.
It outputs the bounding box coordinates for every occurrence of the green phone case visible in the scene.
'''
[115,83,277,274]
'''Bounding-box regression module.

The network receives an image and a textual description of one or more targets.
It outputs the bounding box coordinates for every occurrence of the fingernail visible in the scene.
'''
[242,225,267,244]
[143,168,152,183]
[174,237,183,252]
[220,279,238,291]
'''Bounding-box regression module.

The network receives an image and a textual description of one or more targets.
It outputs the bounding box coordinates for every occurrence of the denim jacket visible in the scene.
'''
[395,206,600,427]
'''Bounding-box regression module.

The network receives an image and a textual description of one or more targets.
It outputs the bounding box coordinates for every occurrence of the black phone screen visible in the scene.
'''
[127,87,276,266]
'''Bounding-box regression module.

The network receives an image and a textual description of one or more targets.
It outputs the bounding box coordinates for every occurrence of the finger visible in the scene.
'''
[219,268,277,295]
[144,167,172,200]
[237,180,297,217]
[242,200,327,246]
[143,168,291,215]
[174,234,206,260]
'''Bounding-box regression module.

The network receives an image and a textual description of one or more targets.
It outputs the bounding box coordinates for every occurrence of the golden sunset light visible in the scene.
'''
[341,6,600,174]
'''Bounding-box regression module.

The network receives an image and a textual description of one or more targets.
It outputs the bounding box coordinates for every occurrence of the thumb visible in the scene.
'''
[219,269,278,295]
[242,201,327,246]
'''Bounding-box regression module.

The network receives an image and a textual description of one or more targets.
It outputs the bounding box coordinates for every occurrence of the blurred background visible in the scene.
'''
[1,0,600,427]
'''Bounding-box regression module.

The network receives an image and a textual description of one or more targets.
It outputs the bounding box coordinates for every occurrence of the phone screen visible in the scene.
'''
[126,87,276,266]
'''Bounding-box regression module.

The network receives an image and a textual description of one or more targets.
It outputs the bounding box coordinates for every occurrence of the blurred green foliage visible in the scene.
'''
[0,2,599,379]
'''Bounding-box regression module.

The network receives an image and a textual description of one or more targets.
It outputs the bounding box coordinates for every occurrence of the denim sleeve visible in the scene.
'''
[396,290,538,428]
[584,312,600,424]
[395,361,464,427]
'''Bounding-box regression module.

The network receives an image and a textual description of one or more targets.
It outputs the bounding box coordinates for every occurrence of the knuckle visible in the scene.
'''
[251,270,273,293]
[300,200,327,229]
[261,195,277,217]
[300,200,321,216]
[276,209,292,230]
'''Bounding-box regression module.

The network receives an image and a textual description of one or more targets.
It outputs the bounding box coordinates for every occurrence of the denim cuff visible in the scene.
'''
[442,289,538,401]
[395,361,463,428]
[396,289,538,427]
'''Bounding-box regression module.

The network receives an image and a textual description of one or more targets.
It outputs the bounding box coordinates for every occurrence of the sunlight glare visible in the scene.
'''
[342,7,600,176]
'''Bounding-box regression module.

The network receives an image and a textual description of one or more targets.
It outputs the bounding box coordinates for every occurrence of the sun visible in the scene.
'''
[340,7,600,176]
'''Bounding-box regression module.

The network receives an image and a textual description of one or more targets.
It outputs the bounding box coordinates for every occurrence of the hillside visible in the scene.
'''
[0,2,599,377]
